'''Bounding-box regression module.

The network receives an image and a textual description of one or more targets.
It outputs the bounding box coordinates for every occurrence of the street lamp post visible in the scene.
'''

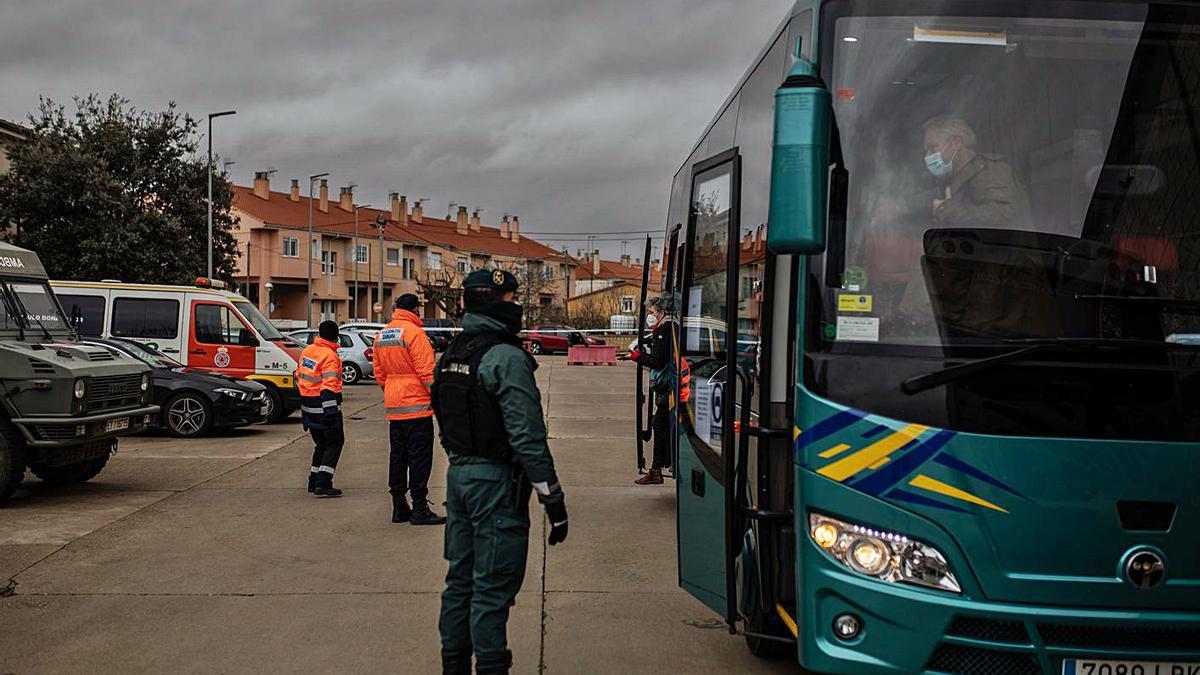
[353,203,370,321]
[375,215,387,322]
[206,110,236,279]
[307,172,329,328]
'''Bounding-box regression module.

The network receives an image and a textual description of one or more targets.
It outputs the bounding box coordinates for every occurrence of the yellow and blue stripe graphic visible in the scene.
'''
[795,409,1025,514]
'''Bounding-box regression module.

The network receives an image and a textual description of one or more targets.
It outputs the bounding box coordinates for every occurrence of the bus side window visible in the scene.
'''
[57,294,106,337]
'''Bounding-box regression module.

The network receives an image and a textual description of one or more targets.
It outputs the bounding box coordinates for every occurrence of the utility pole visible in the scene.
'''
[306,172,328,328]
[245,241,251,297]
[376,215,387,322]
[353,203,370,321]
[206,110,236,279]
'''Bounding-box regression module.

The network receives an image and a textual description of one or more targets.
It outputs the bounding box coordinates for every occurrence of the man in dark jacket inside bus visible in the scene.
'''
[629,295,690,485]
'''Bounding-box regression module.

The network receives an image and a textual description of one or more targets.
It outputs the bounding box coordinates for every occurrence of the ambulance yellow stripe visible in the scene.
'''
[817,424,928,482]
[819,444,852,459]
[910,474,1008,513]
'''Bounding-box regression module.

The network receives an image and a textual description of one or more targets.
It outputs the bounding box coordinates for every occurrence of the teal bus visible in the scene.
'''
[660,1,1200,672]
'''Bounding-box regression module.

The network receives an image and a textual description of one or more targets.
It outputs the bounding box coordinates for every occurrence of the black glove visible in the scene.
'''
[545,500,568,546]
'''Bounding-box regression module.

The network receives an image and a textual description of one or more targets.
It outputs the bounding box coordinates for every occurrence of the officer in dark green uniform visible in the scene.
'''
[432,269,568,675]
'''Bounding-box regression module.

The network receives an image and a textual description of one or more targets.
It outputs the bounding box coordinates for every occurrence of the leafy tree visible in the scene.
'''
[0,94,238,284]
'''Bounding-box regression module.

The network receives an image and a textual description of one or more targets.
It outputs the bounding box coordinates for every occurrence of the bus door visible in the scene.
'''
[188,300,257,378]
[676,149,743,613]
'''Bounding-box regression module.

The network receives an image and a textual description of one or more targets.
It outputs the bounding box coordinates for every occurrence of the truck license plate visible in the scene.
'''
[1064,659,1200,675]
[105,418,130,432]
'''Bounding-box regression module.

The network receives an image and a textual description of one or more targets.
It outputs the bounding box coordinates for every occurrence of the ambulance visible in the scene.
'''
[51,278,302,422]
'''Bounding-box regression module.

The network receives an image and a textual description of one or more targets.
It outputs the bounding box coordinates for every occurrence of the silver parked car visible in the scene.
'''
[285,329,375,385]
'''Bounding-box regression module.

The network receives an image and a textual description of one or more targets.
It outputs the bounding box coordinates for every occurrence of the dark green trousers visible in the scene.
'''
[439,463,530,660]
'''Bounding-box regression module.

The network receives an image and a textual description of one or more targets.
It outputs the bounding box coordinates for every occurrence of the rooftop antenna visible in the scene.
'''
[447,201,458,219]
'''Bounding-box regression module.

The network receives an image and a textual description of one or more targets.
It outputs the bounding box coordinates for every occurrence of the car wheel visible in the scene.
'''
[29,454,110,486]
[0,420,26,504]
[529,341,543,355]
[261,386,287,423]
[343,362,362,385]
[165,392,213,438]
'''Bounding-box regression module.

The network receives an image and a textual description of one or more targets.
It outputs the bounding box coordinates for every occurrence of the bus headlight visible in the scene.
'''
[808,513,961,593]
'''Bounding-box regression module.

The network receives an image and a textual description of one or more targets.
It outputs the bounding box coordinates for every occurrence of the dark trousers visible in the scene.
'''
[309,424,344,484]
[651,398,672,470]
[389,417,434,502]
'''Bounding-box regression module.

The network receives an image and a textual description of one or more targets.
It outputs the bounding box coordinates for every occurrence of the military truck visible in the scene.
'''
[0,242,158,503]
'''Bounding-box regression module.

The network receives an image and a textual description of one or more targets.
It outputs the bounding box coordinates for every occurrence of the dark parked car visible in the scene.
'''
[423,317,457,351]
[85,338,268,438]
[523,325,600,354]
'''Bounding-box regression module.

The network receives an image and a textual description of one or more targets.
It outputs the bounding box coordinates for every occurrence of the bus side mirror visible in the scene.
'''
[767,58,832,255]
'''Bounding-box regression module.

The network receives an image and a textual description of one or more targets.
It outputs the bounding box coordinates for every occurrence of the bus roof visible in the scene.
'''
[0,241,49,279]
[50,279,250,301]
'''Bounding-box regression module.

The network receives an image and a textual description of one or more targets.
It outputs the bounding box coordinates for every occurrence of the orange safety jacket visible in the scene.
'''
[297,337,344,428]
[678,356,691,404]
[373,309,436,420]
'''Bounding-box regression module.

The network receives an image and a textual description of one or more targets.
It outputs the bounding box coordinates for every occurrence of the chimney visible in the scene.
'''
[470,209,482,232]
[755,224,765,251]
[252,171,270,200]
[289,179,300,202]
[592,250,601,276]
[500,216,510,239]
[456,206,469,235]
[652,259,661,272]
[389,193,401,221]
[510,216,520,243]
[621,254,631,268]
[319,179,329,213]
[339,186,354,212]
[412,201,423,223]
[399,195,409,226]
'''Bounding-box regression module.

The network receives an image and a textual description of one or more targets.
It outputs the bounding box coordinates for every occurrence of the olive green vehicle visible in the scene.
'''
[0,242,158,503]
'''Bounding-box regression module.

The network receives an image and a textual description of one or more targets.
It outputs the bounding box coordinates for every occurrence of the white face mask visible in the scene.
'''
[645,313,659,328]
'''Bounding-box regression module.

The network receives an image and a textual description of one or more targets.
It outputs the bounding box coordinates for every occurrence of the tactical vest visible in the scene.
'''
[431,331,531,461]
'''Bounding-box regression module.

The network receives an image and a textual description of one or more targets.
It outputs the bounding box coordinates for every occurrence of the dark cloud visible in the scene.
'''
[0,0,794,258]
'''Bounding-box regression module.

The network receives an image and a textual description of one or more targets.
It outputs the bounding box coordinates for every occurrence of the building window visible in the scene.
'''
[321,251,337,276]
[426,252,442,271]
[542,265,555,280]
[282,237,299,258]
[620,295,635,314]
[354,244,369,265]
[386,248,400,266]
[403,258,415,279]
[457,257,469,274]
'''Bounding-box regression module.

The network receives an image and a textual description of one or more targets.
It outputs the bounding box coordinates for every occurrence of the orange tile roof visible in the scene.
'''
[576,258,663,287]
[231,185,575,263]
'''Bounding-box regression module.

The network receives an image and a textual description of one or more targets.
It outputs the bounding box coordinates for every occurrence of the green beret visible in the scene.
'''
[464,268,519,291]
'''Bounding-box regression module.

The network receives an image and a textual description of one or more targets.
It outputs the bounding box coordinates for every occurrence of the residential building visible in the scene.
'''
[229,173,576,326]
[572,252,662,297]
[566,254,662,329]
[0,119,29,175]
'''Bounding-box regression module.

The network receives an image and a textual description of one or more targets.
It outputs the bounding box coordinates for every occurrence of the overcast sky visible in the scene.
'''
[0,0,792,260]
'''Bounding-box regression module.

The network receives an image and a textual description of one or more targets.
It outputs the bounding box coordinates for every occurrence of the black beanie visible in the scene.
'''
[395,293,420,311]
[318,320,339,342]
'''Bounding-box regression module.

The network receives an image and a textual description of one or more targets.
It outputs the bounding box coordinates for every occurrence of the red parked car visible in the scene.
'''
[523,325,600,355]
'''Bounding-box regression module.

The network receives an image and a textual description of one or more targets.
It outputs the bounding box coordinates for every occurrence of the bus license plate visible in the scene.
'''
[1063,659,1200,675]
[105,418,130,432]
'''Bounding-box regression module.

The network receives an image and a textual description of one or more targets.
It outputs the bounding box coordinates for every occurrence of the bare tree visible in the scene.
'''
[494,260,565,328]
[417,268,465,321]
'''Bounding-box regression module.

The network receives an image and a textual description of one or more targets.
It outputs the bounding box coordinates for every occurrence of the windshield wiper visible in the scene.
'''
[6,287,55,342]
[0,285,25,341]
[900,338,1198,395]
[1074,295,1200,314]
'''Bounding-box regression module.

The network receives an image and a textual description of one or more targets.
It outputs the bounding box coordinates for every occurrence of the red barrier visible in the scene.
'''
[567,345,618,366]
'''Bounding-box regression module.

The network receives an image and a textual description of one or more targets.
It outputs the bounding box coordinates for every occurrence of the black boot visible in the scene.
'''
[391,494,411,523]
[307,471,318,494]
[313,472,342,498]
[411,499,446,526]
[475,650,511,675]
[441,648,472,675]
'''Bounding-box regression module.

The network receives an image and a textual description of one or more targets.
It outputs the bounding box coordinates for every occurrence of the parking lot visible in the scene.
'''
[0,356,792,674]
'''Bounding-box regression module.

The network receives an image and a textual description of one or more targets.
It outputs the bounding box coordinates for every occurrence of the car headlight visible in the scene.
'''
[73,378,87,400]
[808,513,961,593]
[141,373,151,392]
[213,387,246,400]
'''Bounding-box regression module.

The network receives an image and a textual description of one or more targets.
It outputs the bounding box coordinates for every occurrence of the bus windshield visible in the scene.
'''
[819,1,1200,351]
[233,300,284,341]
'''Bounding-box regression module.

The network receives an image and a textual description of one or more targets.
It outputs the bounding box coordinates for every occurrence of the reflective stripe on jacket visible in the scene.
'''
[373,308,436,420]
[297,337,344,428]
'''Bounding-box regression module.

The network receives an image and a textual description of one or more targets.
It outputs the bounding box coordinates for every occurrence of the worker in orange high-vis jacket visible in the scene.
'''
[374,294,444,525]
[298,320,346,497]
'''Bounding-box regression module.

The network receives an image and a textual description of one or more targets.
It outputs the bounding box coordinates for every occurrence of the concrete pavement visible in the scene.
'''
[0,357,795,673]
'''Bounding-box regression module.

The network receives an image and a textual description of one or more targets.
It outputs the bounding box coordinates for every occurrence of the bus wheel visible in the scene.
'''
[744,597,794,659]
[0,421,26,504]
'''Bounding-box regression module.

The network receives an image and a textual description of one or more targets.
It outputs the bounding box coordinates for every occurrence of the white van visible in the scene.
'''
[52,278,302,422]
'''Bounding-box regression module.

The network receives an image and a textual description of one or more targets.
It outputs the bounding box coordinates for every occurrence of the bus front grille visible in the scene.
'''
[925,644,1040,675]
[945,615,1029,644]
[1037,623,1200,651]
